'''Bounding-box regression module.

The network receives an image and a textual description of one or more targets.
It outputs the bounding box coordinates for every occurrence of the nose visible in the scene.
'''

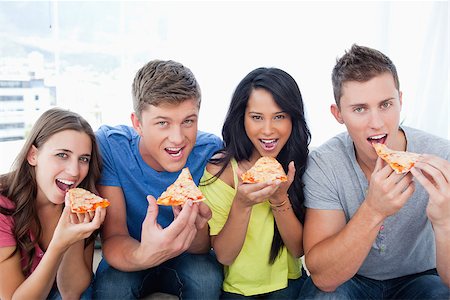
[168,126,184,145]
[66,159,80,177]
[262,119,274,135]
[368,110,384,129]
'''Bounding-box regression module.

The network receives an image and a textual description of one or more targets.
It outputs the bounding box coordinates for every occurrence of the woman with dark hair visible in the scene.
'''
[200,67,311,298]
[0,108,107,299]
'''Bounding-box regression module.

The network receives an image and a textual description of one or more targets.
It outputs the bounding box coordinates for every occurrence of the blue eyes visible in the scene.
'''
[156,119,195,127]
[353,102,392,113]
[56,153,90,163]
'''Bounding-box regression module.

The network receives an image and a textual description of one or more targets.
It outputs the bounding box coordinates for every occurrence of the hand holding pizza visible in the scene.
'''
[172,201,212,230]
[234,157,286,207]
[138,195,199,264]
[365,157,416,220]
[50,194,106,252]
[268,161,295,205]
[410,154,450,227]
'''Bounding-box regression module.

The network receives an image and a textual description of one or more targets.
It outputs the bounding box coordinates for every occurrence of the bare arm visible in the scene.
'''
[2,205,104,300]
[56,241,94,299]
[98,185,200,271]
[411,155,450,287]
[303,206,383,292]
[304,158,415,291]
[270,162,303,258]
[209,163,282,266]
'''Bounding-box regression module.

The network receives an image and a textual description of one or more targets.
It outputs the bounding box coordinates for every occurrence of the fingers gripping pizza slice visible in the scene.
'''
[241,156,288,183]
[68,188,110,213]
[156,168,206,206]
[373,143,422,174]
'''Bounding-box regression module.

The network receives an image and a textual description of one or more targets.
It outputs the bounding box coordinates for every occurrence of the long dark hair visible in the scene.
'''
[0,108,102,275]
[205,67,311,263]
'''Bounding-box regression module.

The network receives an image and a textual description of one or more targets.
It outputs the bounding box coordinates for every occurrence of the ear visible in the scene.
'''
[131,112,143,136]
[330,104,344,124]
[27,145,38,166]
[398,91,403,108]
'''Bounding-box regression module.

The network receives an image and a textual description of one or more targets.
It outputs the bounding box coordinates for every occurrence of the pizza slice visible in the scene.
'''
[156,167,206,206]
[372,143,422,174]
[241,156,288,183]
[68,188,110,213]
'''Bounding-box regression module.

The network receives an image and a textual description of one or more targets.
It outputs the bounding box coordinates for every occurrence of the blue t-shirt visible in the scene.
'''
[96,125,222,241]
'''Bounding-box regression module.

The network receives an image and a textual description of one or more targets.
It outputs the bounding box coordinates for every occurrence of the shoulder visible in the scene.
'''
[0,195,15,230]
[0,195,14,210]
[403,126,450,158]
[195,131,223,148]
[205,155,234,188]
[96,125,137,143]
[309,132,352,162]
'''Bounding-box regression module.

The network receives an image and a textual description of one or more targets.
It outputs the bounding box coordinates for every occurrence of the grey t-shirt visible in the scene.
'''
[303,126,450,280]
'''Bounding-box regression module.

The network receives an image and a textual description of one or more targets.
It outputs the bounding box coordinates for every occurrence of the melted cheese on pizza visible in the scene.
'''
[69,188,110,213]
[156,168,205,206]
[241,156,288,183]
[373,143,421,174]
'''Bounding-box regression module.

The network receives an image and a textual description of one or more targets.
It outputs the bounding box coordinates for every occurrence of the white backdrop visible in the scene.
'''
[0,1,448,174]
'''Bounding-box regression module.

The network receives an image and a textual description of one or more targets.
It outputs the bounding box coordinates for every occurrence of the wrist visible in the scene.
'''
[269,194,289,207]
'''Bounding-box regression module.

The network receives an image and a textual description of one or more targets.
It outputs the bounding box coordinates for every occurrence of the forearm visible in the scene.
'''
[307,203,383,291]
[212,203,252,266]
[12,245,65,300]
[434,224,450,287]
[102,235,159,271]
[187,225,211,254]
[56,241,93,299]
[272,204,303,258]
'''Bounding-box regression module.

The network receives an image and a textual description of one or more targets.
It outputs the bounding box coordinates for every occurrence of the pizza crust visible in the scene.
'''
[241,156,288,183]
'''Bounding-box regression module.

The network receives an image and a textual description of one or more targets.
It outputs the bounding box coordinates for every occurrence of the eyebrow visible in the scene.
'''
[153,113,198,120]
[247,110,286,114]
[347,97,395,107]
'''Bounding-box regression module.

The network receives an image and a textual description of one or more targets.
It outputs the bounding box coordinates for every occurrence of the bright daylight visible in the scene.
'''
[0,1,449,299]
[0,1,448,173]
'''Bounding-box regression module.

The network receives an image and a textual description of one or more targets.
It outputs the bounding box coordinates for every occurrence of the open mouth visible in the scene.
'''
[165,147,183,157]
[259,139,278,151]
[367,134,387,145]
[56,178,75,192]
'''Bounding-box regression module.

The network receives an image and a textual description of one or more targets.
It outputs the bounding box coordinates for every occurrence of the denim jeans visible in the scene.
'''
[93,250,223,299]
[221,268,308,299]
[299,269,450,299]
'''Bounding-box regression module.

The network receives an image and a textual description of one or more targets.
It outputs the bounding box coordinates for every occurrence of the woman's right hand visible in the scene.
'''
[50,194,106,252]
[234,166,281,208]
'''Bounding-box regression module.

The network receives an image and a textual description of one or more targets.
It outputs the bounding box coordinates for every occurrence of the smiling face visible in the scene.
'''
[27,130,92,206]
[331,72,404,164]
[244,88,292,161]
[132,98,199,172]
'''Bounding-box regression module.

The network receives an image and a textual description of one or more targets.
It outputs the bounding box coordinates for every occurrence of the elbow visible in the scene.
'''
[311,276,339,293]
[215,252,235,266]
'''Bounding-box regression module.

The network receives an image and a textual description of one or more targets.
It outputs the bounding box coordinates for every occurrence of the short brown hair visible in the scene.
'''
[132,60,201,119]
[332,44,400,106]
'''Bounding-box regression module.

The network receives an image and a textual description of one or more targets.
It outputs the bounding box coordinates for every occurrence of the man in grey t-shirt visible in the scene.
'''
[299,45,449,299]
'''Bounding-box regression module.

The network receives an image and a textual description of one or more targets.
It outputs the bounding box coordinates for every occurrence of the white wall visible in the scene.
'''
[0,1,448,174]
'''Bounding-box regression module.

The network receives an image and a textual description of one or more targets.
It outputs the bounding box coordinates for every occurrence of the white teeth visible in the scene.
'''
[166,147,181,151]
[261,139,276,144]
[57,179,75,185]
[369,134,386,140]
[170,151,182,157]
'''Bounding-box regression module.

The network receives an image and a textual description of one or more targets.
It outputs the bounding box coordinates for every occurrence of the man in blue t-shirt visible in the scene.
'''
[93,60,223,299]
